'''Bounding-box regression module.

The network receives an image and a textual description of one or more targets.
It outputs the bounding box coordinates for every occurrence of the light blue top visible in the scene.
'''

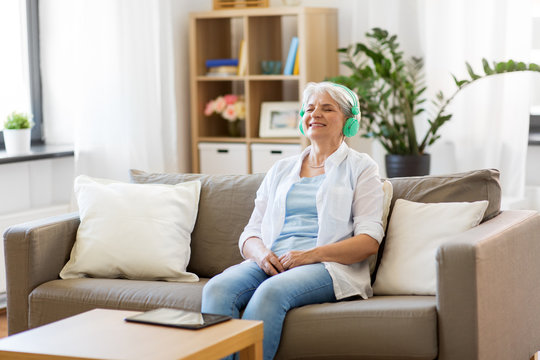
[271,174,325,257]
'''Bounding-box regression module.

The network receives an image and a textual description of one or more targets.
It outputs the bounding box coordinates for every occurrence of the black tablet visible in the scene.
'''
[124,308,232,330]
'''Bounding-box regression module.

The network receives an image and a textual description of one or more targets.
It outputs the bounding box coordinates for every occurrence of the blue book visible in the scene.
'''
[206,58,238,68]
[283,37,299,75]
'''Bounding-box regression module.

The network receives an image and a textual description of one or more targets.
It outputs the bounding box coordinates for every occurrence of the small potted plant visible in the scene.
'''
[3,111,34,155]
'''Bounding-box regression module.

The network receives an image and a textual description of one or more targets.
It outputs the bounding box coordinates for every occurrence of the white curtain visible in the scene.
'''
[339,0,533,202]
[420,0,533,204]
[41,0,178,181]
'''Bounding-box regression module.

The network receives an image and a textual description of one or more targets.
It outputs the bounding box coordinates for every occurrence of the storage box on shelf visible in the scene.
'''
[189,7,338,174]
[198,142,248,175]
[251,143,301,173]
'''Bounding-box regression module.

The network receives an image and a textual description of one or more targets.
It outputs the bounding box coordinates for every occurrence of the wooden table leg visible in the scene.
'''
[239,339,263,360]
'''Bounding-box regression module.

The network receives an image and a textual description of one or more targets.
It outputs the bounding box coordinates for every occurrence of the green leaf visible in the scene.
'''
[437,114,452,123]
[415,86,427,97]
[428,135,441,145]
[466,62,480,80]
[360,67,374,77]
[506,59,516,71]
[516,62,527,71]
[482,58,494,75]
[342,61,356,70]
[529,63,540,71]
[452,74,469,88]
[354,43,369,56]
[495,61,507,73]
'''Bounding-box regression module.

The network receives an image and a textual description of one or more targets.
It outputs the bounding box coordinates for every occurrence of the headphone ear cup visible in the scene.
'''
[299,106,305,135]
[343,117,359,137]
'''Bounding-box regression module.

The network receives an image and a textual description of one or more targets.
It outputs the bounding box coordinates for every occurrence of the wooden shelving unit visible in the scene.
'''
[189,7,338,173]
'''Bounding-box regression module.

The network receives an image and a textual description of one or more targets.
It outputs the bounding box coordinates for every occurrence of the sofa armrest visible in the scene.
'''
[3,212,80,335]
[436,210,540,360]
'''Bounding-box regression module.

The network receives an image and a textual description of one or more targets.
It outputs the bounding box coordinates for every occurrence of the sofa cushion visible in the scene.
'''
[372,199,488,296]
[130,170,265,277]
[371,169,501,283]
[276,295,437,360]
[28,278,208,330]
[60,175,200,282]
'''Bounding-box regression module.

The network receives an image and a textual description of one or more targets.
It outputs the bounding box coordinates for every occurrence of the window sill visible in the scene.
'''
[0,144,74,165]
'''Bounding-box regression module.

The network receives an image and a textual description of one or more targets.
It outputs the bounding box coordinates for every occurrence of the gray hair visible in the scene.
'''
[301,82,360,121]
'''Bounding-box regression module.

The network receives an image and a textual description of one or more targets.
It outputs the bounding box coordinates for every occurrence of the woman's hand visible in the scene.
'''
[242,237,284,276]
[256,250,284,276]
[279,249,318,270]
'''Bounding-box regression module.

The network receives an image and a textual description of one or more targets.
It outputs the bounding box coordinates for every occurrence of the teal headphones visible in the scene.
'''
[299,83,360,138]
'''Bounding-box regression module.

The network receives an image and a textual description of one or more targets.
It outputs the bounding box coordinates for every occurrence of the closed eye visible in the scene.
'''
[306,104,337,112]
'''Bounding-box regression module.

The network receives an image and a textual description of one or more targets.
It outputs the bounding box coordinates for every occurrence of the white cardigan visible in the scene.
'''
[239,142,385,300]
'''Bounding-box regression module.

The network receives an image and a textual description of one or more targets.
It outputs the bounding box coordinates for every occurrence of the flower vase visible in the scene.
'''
[227,120,243,137]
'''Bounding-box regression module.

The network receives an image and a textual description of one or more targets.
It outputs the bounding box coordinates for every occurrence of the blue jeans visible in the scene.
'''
[201,261,336,360]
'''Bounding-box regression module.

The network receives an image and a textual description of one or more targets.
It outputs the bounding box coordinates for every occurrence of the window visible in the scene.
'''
[0,0,43,148]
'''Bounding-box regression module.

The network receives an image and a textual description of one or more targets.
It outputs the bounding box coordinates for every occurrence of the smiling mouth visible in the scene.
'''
[310,122,325,127]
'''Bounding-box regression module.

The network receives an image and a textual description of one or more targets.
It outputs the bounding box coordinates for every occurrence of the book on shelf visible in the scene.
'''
[283,37,298,75]
[205,58,238,68]
[237,39,247,76]
[293,44,300,75]
[206,65,238,76]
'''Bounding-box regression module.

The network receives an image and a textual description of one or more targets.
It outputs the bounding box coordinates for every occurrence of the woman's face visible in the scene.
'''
[302,91,346,141]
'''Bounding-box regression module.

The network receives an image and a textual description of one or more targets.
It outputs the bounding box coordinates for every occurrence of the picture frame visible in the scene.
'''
[259,101,301,138]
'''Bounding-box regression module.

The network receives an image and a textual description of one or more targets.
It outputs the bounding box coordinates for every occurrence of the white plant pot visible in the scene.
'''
[3,128,31,155]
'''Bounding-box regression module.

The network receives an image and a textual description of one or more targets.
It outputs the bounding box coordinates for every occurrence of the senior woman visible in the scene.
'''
[201,81,385,360]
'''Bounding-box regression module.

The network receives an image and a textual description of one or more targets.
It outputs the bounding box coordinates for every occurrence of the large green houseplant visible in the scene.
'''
[330,28,540,177]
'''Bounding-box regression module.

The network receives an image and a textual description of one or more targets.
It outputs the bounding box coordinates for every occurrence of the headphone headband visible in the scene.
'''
[330,83,360,116]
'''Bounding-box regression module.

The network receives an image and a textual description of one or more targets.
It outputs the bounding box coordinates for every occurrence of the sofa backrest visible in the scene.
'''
[130,168,501,278]
[387,168,501,223]
[130,170,264,277]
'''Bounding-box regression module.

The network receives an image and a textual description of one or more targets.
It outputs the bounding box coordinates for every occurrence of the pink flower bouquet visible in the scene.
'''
[204,94,246,122]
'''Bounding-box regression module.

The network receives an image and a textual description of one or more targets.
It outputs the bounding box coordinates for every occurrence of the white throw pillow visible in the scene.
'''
[60,175,201,282]
[372,199,488,295]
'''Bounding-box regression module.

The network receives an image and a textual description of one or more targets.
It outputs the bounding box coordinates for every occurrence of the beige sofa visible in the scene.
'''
[4,169,540,360]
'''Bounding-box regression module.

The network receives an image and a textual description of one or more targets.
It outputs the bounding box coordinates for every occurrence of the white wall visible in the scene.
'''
[0,157,74,292]
[171,0,213,172]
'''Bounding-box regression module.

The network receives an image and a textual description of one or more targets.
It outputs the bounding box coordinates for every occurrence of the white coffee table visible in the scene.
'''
[0,309,263,360]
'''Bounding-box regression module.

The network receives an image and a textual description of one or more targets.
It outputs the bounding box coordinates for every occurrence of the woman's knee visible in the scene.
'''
[203,277,227,299]
[250,277,290,310]
[202,275,232,301]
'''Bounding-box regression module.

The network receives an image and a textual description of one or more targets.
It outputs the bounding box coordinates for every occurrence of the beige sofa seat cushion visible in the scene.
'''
[130,170,265,277]
[276,295,437,360]
[28,278,208,330]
